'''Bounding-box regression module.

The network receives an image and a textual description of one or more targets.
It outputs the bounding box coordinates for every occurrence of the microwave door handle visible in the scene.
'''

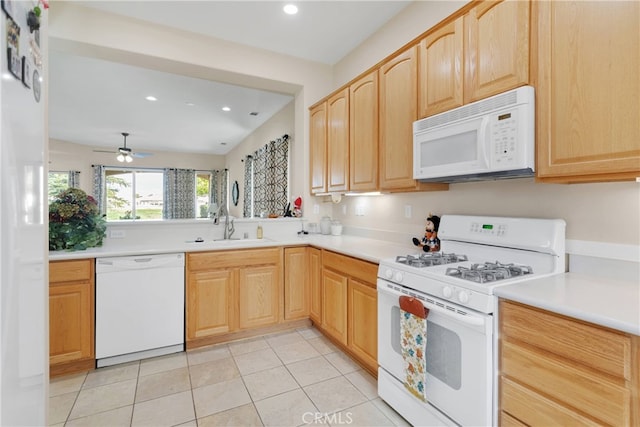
[479,116,491,168]
[378,282,485,326]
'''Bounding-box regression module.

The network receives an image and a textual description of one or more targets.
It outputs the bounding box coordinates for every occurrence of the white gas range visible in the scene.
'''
[377,215,565,427]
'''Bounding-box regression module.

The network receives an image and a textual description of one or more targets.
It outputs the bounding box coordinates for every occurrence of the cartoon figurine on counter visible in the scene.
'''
[412,214,441,252]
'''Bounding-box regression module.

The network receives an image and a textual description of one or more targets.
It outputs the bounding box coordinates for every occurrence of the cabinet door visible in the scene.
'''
[350,70,378,191]
[464,0,530,103]
[238,265,280,329]
[348,279,377,372]
[419,16,464,118]
[310,102,327,194]
[49,281,94,365]
[379,47,419,191]
[309,247,322,325]
[322,268,348,345]
[327,88,350,193]
[284,247,309,320]
[186,269,234,340]
[535,1,640,182]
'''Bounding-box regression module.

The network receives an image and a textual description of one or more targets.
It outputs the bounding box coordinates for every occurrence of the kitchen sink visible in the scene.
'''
[186,238,271,244]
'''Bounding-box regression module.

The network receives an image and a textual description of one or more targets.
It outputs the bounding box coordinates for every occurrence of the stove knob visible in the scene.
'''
[442,286,453,298]
[458,291,470,304]
[385,269,393,280]
[394,272,404,283]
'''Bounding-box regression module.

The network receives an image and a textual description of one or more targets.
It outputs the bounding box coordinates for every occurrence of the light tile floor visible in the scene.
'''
[50,327,411,427]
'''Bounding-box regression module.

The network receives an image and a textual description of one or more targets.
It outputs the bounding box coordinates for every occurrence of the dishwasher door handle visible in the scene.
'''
[96,253,184,272]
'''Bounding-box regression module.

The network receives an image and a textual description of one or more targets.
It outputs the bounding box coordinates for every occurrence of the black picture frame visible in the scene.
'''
[6,16,20,79]
[21,56,30,88]
[1,0,15,20]
[232,181,239,206]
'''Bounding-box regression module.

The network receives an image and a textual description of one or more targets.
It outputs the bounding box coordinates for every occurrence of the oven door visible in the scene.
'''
[377,279,493,427]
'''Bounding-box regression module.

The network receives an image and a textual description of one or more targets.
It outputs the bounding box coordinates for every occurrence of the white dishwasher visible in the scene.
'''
[96,253,185,368]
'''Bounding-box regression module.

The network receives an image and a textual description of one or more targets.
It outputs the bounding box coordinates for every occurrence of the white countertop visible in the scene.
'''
[48,233,414,265]
[51,235,640,336]
[494,273,640,336]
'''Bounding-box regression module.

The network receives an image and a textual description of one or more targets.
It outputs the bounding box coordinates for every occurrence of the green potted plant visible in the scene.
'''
[49,188,107,251]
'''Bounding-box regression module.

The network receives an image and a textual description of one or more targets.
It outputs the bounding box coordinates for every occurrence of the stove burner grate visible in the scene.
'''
[446,261,533,283]
[395,252,468,268]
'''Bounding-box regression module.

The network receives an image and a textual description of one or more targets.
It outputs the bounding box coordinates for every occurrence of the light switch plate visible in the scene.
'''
[355,204,365,216]
[404,205,412,219]
[313,204,320,214]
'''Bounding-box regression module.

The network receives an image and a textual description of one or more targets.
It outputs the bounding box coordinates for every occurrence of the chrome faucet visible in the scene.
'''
[215,204,235,239]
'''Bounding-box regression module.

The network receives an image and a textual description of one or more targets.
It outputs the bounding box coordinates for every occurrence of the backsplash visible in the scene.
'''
[102,218,307,250]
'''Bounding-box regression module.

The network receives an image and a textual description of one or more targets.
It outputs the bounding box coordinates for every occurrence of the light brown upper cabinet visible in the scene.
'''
[534,1,640,183]
[380,47,447,192]
[379,47,418,191]
[309,102,327,194]
[327,88,350,193]
[349,71,379,192]
[419,16,464,118]
[464,0,530,103]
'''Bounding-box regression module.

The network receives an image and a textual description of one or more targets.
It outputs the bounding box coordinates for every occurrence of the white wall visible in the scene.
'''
[48,2,640,249]
[49,2,334,222]
[225,101,295,218]
[49,139,226,196]
[328,1,640,248]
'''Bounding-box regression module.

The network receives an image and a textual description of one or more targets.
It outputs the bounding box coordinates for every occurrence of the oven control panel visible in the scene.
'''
[470,221,507,237]
[379,264,495,314]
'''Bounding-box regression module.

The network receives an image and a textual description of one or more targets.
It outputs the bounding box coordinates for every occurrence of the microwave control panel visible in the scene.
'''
[490,112,518,166]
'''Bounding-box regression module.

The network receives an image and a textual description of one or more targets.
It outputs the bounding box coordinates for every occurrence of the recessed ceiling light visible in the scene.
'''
[185,102,195,107]
[145,96,157,101]
[222,106,231,112]
[283,4,298,15]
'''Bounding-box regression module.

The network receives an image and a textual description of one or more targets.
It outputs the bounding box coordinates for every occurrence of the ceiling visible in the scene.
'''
[49,1,412,156]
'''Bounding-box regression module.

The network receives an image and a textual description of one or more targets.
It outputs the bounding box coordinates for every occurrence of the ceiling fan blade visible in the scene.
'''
[93,149,117,154]
[132,152,153,158]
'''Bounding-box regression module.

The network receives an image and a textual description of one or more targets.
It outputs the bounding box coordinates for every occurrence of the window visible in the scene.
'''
[105,168,163,220]
[48,171,70,202]
[196,171,213,218]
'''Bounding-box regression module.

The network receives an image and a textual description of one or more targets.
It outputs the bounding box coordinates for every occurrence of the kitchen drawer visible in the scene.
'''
[500,300,631,380]
[50,259,93,283]
[501,339,630,426]
[500,376,601,426]
[187,248,281,271]
[322,250,377,285]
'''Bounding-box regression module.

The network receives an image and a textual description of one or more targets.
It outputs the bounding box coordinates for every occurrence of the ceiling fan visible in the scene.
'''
[93,132,153,162]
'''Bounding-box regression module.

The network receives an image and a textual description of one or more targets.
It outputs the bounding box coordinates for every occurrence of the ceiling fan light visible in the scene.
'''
[125,154,133,163]
[117,153,125,162]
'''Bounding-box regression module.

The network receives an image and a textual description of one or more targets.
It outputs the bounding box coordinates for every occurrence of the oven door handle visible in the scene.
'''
[378,283,486,326]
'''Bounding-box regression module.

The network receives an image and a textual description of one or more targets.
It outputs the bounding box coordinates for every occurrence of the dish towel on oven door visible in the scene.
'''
[400,296,429,401]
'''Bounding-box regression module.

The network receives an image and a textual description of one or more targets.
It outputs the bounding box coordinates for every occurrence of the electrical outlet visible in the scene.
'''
[110,229,126,239]
[404,205,412,219]
[355,204,365,216]
[342,205,347,215]
[313,204,320,214]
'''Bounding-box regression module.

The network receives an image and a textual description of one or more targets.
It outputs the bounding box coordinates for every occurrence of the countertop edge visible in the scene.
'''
[495,274,640,336]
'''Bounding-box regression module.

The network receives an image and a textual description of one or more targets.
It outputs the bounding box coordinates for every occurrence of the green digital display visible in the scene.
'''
[482,224,493,230]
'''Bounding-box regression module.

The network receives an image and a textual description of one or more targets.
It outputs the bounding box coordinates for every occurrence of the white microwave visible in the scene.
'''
[413,85,535,183]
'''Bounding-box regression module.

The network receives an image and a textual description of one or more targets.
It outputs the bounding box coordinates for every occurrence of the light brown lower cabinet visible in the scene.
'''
[283,247,310,320]
[308,247,322,325]
[186,248,283,349]
[49,259,95,377]
[499,299,640,426]
[320,250,378,375]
